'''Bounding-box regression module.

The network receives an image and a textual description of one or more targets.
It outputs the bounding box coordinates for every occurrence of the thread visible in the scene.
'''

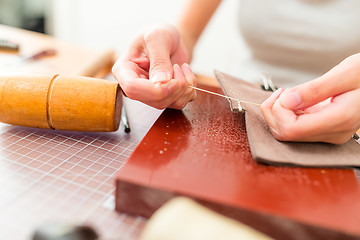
[188,86,261,107]
[188,86,311,115]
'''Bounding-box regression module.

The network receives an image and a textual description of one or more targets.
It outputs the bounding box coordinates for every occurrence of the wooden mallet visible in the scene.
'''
[0,73,122,132]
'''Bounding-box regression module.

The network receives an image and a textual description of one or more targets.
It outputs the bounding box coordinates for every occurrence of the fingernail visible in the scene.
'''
[261,88,283,107]
[173,64,185,82]
[173,64,181,73]
[271,88,283,99]
[182,63,192,72]
[151,72,170,83]
[181,63,196,85]
[280,89,302,109]
[269,127,279,136]
[167,79,178,94]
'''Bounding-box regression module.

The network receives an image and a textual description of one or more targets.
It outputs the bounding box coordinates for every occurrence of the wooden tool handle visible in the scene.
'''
[0,73,122,132]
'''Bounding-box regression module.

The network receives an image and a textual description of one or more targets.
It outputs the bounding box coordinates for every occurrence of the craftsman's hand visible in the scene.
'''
[112,24,196,109]
[261,53,360,144]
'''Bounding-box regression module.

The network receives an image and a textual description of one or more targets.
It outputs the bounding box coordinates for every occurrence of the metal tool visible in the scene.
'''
[1,49,57,69]
[353,133,359,141]
[121,101,131,133]
[261,74,277,92]
[0,39,19,51]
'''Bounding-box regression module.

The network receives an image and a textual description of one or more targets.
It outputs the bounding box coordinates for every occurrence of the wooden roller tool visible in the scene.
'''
[0,73,122,132]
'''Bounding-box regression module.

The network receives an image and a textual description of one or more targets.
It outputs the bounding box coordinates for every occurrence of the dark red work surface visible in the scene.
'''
[115,84,360,239]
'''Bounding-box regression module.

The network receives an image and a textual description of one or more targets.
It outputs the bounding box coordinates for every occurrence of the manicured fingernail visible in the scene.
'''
[280,89,302,109]
[151,72,170,83]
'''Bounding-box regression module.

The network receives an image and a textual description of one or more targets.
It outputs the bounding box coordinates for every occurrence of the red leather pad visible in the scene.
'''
[115,84,360,239]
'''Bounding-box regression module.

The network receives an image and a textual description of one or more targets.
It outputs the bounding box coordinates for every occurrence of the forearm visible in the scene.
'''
[177,0,222,61]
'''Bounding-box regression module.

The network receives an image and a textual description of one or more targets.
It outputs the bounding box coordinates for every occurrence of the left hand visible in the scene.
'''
[112,24,196,110]
[261,54,360,144]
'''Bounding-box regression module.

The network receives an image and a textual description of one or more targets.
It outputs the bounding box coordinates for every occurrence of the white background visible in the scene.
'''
[49,0,248,77]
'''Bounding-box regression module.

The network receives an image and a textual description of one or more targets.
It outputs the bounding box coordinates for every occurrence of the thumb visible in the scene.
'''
[144,28,175,83]
[279,58,359,110]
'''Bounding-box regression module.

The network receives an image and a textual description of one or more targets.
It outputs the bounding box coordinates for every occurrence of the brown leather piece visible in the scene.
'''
[215,70,360,167]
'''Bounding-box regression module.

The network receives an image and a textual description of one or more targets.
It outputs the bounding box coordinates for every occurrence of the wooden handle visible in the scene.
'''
[0,73,122,132]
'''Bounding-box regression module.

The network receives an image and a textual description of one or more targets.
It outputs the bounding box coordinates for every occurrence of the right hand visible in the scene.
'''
[261,53,360,144]
[112,24,197,109]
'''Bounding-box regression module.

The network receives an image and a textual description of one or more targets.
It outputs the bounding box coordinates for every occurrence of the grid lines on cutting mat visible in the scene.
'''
[0,126,145,240]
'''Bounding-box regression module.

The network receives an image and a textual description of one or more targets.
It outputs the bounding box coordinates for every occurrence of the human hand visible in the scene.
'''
[261,54,360,144]
[112,24,196,109]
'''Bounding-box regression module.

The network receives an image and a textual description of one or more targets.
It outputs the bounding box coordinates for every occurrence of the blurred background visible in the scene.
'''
[0,0,248,77]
